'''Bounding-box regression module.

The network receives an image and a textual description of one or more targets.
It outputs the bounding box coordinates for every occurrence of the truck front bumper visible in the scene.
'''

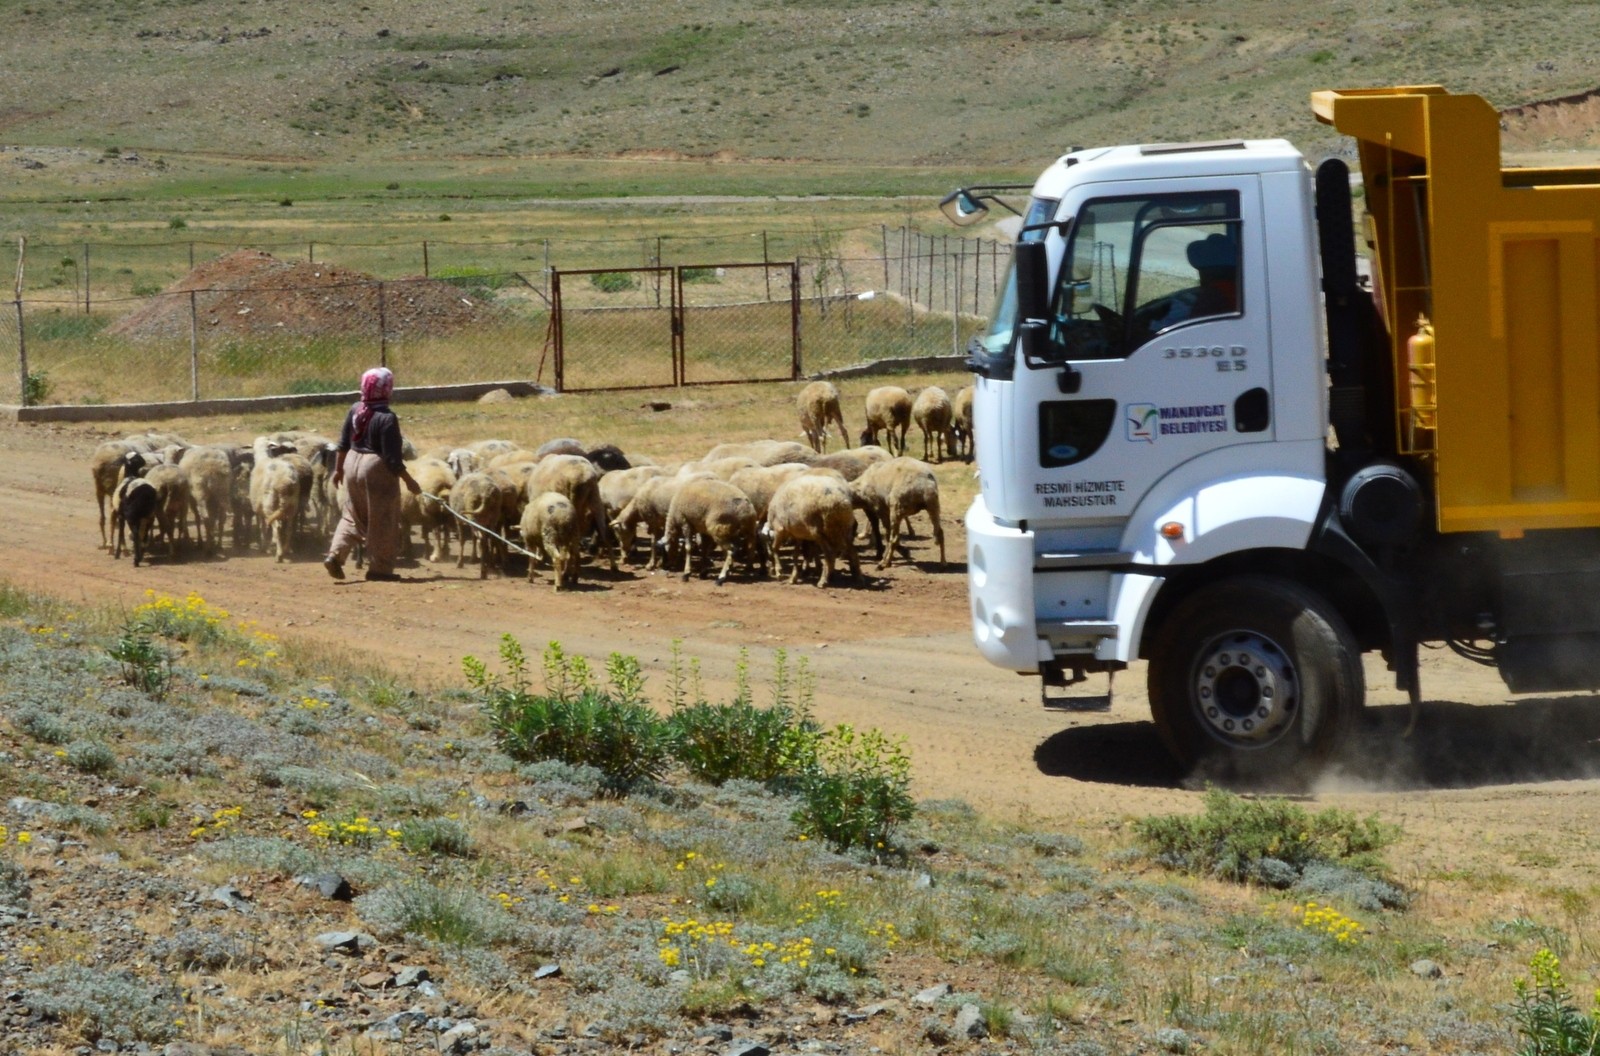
[966,496,1046,672]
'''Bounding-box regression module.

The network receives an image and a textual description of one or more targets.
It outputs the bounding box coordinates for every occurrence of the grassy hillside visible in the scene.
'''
[0,0,1596,195]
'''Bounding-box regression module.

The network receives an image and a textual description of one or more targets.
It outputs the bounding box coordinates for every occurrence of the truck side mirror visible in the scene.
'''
[1015,241,1048,324]
[939,189,988,226]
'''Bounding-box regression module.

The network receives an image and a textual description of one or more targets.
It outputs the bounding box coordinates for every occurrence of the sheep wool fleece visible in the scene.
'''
[329,452,401,575]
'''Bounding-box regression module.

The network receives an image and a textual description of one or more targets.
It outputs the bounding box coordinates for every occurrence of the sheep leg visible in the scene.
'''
[715,541,735,586]
[816,540,835,588]
[930,507,946,566]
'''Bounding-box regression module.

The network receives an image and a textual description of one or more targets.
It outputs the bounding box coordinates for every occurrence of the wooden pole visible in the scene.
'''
[422,240,430,278]
[763,231,771,300]
[82,242,90,314]
[952,251,961,354]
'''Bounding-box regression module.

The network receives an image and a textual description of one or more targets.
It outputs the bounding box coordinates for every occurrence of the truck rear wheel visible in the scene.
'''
[1147,576,1362,782]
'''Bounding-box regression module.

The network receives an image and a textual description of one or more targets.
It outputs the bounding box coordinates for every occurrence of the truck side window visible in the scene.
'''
[1045,192,1240,362]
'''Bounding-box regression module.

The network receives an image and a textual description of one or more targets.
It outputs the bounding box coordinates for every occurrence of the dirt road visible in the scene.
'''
[15,418,1600,879]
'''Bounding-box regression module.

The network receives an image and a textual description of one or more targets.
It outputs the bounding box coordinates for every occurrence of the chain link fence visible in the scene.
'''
[3,227,1009,407]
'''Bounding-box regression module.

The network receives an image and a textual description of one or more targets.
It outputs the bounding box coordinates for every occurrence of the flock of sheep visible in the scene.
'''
[90,380,975,591]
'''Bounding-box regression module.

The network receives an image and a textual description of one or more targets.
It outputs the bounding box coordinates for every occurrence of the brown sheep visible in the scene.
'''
[663,477,762,585]
[797,380,848,453]
[912,386,956,463]
[952,384,975,460]
[521,491,583,591]
[766,470,861,587]
[859,386,913,455]
[728,463,809,524]
[850,457,945,569]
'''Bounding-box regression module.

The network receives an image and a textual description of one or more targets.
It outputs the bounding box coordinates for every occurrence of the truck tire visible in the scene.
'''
[1147,576,1362,782]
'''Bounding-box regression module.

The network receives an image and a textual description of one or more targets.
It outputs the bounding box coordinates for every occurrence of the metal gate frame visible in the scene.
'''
[551,262,799,393]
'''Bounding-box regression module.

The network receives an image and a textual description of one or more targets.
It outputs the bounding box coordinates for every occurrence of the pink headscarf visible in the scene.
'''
[352,367,394,443]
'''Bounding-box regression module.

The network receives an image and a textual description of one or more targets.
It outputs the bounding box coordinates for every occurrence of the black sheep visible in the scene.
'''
[112,477,161,567]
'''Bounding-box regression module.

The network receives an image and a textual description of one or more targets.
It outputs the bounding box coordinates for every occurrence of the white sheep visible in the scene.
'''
[859,386,913,455]
[766,470,861,587]
[182,446,233,557]
[90,440,142,549]
[809,444,893,482]
[142,463,192,560]
[663,477,761,585]
[728,463,809,524]
[611,473,701,571]
[796,380,848,453]
[449,472,506,578]
[527,454,613,569]
[703,439,816,467]
[521,491,583,591]
[912,386,956,463]
[850,457,946,569]
[252,457,303,563]
[600,465,667,564]
[398,458,457,563]
[950,385,974,460]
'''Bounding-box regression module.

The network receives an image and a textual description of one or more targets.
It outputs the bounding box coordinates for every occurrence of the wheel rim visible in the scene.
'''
[1191,630,1298,749]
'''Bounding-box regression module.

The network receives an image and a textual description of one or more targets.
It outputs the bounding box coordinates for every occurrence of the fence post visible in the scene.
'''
[762,231,771,300]
[308,241,315,264]
[952,251,962,355]
[377,281,388,368]
[82,242,90,315]
[189,291,200,401]
[422,240,430,278]
[188,241,195,269]
[881,225,889,294]
[543,239,551,302]
[13,235,26,407]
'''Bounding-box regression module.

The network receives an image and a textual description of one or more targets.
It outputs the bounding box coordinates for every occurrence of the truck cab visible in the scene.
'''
[951,86,1600,781]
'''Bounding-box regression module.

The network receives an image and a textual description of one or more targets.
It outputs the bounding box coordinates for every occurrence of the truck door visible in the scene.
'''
[1011,179,1273,528]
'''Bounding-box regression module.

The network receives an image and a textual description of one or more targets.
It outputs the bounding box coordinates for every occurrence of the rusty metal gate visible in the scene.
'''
[550,262,799,393]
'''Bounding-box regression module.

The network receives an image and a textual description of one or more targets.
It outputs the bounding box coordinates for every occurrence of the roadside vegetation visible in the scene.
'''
[0,576,1572,1053]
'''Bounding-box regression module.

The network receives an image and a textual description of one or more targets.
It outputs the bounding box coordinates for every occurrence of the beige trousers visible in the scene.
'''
[328,452,402,574]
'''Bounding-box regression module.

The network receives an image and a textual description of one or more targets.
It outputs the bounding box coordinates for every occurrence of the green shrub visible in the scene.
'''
[356,879,512,947]
[667,647,818,786]
[22,370,50,406]
[1133,788,1399,883]
[792,724,915,854]
[589,270,638,293]
[65,739,116,777]
[108,630,169,696]
[467,636,670,794]
[1511,948,1600,1055]
[396,816,474,857]
[24,964,179,1044]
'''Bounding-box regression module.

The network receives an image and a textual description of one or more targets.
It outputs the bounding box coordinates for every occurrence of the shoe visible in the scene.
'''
[364,571,402,582]
[322,555,345,580]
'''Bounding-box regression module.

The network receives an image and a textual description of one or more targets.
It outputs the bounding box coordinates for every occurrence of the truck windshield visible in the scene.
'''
[974,197,1061,358]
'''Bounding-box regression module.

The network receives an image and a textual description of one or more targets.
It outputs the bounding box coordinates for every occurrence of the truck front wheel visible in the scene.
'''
[1147,576,1363,781]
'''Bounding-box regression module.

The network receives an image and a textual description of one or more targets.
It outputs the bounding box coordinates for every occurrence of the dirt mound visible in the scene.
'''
[108,248,492,342]
[1501,88,1600,149]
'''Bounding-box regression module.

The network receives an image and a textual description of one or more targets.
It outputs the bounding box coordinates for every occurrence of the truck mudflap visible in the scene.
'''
[966,496,1046,672]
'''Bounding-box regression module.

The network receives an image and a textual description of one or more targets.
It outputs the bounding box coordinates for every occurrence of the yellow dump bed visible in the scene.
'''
[1315,86,1600,534]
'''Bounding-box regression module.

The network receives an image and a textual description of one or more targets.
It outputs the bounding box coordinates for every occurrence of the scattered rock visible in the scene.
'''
[295,872,354,901]
[1411,959,1444,979]
[477,388,514,404]
[697,1025,735,1042]
[953,1003,987,1039]
[533,963,561,980]
[314,931,378,956]
[394,966,432,988]
[357,971,392,990]
[725,1042,769,1056]
[561,816,591,834]
[911,983,951,1005]
[209,884,252,913]
[438,1021,479,1053]
[1154,1026,1192,1053]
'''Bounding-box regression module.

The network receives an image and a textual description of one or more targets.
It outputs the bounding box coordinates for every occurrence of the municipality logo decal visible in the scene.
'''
[1126,403,1159,443]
